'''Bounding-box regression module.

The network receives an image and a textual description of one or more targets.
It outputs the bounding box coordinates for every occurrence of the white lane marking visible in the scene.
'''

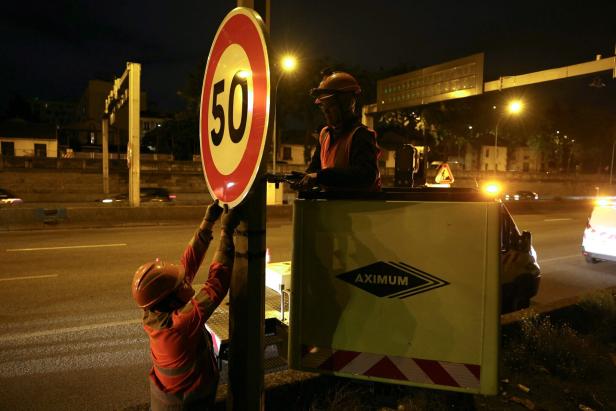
[0,274,59,282]
[540,254,580,263]
[6,243,127,252]
[0,319,141,343]
[543,218,573,222]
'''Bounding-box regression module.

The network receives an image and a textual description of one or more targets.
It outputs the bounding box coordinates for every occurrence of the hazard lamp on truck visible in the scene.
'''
[279,187,540,395]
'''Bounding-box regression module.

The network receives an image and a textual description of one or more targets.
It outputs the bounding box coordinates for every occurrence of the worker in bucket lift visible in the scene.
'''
[131,200,241,411]
[293,69,381,191]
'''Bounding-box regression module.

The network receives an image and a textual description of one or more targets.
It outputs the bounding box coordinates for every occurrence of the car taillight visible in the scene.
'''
[169,194,176,200]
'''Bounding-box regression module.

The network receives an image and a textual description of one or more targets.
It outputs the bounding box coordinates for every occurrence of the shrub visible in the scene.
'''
[309,381,364,411]
[504,313,603,379]
[578,290,616,347]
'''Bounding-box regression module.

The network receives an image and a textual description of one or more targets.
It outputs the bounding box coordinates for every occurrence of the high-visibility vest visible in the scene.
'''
[146,313,218,395]
[319,125,381,191]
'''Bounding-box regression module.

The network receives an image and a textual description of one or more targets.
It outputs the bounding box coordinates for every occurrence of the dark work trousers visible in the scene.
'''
[149,329,219,411]
[149,375,218,411]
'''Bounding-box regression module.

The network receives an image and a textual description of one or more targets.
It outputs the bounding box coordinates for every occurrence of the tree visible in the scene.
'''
[142,113,198,161]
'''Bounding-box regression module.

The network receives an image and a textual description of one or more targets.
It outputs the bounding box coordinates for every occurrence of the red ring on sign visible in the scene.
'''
[200,12,268,205]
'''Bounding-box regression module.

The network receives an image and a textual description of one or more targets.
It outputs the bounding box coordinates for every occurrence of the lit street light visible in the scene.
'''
[494,100,524,171]
[273,54,297,173]
[508,100,523,114]
[281,55,297,72]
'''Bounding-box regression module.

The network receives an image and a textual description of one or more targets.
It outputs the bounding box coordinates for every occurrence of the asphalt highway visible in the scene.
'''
[510,209,616,306]
[0,207,614,410]
[0,218,292,410]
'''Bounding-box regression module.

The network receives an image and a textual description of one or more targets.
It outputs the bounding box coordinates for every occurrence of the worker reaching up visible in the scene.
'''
[131,200,241,410]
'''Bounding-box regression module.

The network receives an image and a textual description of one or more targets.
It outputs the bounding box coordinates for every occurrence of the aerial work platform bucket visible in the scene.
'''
[288,192,501,395]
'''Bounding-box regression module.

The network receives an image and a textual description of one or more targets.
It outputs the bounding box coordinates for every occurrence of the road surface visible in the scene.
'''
[0,208,614,410]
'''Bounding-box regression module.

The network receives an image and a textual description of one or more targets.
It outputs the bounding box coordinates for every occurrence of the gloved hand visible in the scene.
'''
[291,172,318,191]
[204,200,224,223]
[199,200,223,232]
[221,206,242,234]
[289,170,305,181]
[289,172,305,190]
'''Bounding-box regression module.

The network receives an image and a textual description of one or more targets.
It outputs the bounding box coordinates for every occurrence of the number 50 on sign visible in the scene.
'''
[199,8,271,208]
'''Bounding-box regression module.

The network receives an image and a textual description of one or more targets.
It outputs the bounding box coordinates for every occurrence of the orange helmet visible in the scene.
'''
[310,71,361,104]
[131,259,192,309]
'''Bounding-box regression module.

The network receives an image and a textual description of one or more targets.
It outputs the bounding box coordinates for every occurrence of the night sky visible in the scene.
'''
[1,0,615,113]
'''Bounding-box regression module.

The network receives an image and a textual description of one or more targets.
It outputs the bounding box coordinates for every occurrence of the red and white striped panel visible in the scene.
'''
[301,345,480,389]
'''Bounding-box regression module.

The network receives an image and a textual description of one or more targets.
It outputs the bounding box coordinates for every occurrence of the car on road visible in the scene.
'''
[582,196,616,263]
[504,190,539,201]
[100,187,176,204]
[501,207,541,312]
[0,188,23,205]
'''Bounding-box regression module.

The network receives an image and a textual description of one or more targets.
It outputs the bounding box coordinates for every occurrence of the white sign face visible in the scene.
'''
[208,44,254,176]
[199,7,270,208]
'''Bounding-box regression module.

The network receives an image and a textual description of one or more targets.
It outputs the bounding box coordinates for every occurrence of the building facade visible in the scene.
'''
[0,121,58,158]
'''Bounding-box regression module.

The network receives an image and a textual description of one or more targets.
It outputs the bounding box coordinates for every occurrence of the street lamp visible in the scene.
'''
[610,139,616,185]
[272,54,297,173]
[494,100,524,171]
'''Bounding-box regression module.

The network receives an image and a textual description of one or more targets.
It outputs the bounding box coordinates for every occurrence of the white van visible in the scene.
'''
[582,196,616,263]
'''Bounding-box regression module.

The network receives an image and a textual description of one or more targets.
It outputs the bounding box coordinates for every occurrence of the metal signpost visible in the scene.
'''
[199,7,271,410]
[102,62,141,206]
[376,53,485,112]
[370,53,615,119]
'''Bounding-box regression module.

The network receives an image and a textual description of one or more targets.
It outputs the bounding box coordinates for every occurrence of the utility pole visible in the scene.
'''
[610,139,615,185]
[103,62,141,207]
[102,117,109,194]
[225,3,270,411]
[494,120,500,172]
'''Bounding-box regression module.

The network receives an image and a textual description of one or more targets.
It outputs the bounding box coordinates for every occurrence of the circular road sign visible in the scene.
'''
[199,7,271,208]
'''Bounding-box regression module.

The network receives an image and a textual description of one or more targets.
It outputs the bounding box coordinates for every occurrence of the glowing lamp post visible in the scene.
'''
[610,140,616,185]
[494,100,524,171]
[273,54,297,173]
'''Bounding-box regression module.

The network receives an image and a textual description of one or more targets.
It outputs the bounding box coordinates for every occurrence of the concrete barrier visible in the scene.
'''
[0,204,293,231]
[1,199,591,231]
[501,286,616,328]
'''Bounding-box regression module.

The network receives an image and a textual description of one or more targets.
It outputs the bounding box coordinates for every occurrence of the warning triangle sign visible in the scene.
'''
[434,163,454,184]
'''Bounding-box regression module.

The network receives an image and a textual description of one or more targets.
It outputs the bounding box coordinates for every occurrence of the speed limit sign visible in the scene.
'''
[199,7,271,208]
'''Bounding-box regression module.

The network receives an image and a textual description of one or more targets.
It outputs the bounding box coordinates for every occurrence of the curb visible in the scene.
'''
[501,286,616,325]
